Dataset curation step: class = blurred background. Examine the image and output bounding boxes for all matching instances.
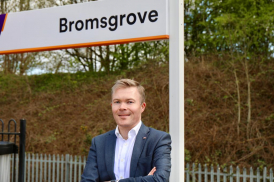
[1,0,274,169]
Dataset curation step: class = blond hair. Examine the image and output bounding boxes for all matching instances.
[111,79,146,103]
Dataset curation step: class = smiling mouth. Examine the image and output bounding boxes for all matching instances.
[118,114,130,116]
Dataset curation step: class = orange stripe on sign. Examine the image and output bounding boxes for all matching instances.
[2,13,8,32]
[0,35,169,55]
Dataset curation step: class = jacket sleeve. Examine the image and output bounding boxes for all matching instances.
[81,137,100,182]
[120,133,172,182]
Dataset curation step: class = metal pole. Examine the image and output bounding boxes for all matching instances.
[18,119,26,182]
[169,0,184,181]
[0,119,3,141]
[8,119,17,182]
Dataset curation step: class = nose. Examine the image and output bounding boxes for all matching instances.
[119,102,127,110]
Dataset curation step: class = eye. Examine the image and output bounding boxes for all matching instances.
[113,101,120,104]
[128,101,134,104]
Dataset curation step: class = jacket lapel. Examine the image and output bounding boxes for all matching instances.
[105,130,116,180]
[130,124,150,177]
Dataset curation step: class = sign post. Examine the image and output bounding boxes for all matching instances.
[169,0,184,181]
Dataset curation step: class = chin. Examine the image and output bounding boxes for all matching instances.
[117,122,130,126]
[117,123,132,128]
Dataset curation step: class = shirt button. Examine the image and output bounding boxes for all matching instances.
[121,159,124,162]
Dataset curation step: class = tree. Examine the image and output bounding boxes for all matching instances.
[185,0,274,139]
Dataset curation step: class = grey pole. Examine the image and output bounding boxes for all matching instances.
[169,0,184,181]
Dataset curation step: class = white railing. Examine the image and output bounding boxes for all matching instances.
[10,153,86,182]
[185,163,274,182]
[10,156,274,182]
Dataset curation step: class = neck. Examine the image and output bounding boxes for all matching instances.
[118,126,130,140]
[118,127,130,140]
[118,121,141,140]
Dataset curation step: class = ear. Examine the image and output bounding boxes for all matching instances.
[141,102,146,112]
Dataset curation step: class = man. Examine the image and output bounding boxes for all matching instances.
[81,79,171,182]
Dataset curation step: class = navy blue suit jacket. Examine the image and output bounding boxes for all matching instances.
[81,123,171,182]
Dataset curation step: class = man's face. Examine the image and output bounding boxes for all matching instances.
[111,87,146,130]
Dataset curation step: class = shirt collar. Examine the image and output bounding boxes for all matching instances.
[115,121,142,139]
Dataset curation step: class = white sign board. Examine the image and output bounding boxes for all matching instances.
[0,0,168,54]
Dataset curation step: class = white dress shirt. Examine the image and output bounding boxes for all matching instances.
[114,121,142,180]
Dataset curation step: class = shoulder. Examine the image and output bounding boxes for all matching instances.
[142,124,171,142]
[143,125,172,150]
[149,127,169,136]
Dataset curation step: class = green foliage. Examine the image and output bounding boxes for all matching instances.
[184,0,274,58]
[80,125,93,155]
[46,131,59,144]
[256,159,269,172]
[265,113,274,121]
[204,150,223,165]
[0,73,29,102]
[84,133,92,145]
[186,98,194,106]
[185,149,192,162]
[38,103,67,116]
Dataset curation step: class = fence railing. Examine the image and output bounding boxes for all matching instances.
[10,153,86,182]
[9,156,274,182]
[185,163,274,182]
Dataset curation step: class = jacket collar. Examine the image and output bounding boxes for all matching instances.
[115,121,142,139]
[104,123,150,179]
[130,123,150,177]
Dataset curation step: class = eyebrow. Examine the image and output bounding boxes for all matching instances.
[112,98,135,101]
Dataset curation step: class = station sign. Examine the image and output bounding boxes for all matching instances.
[0,0,168,54]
